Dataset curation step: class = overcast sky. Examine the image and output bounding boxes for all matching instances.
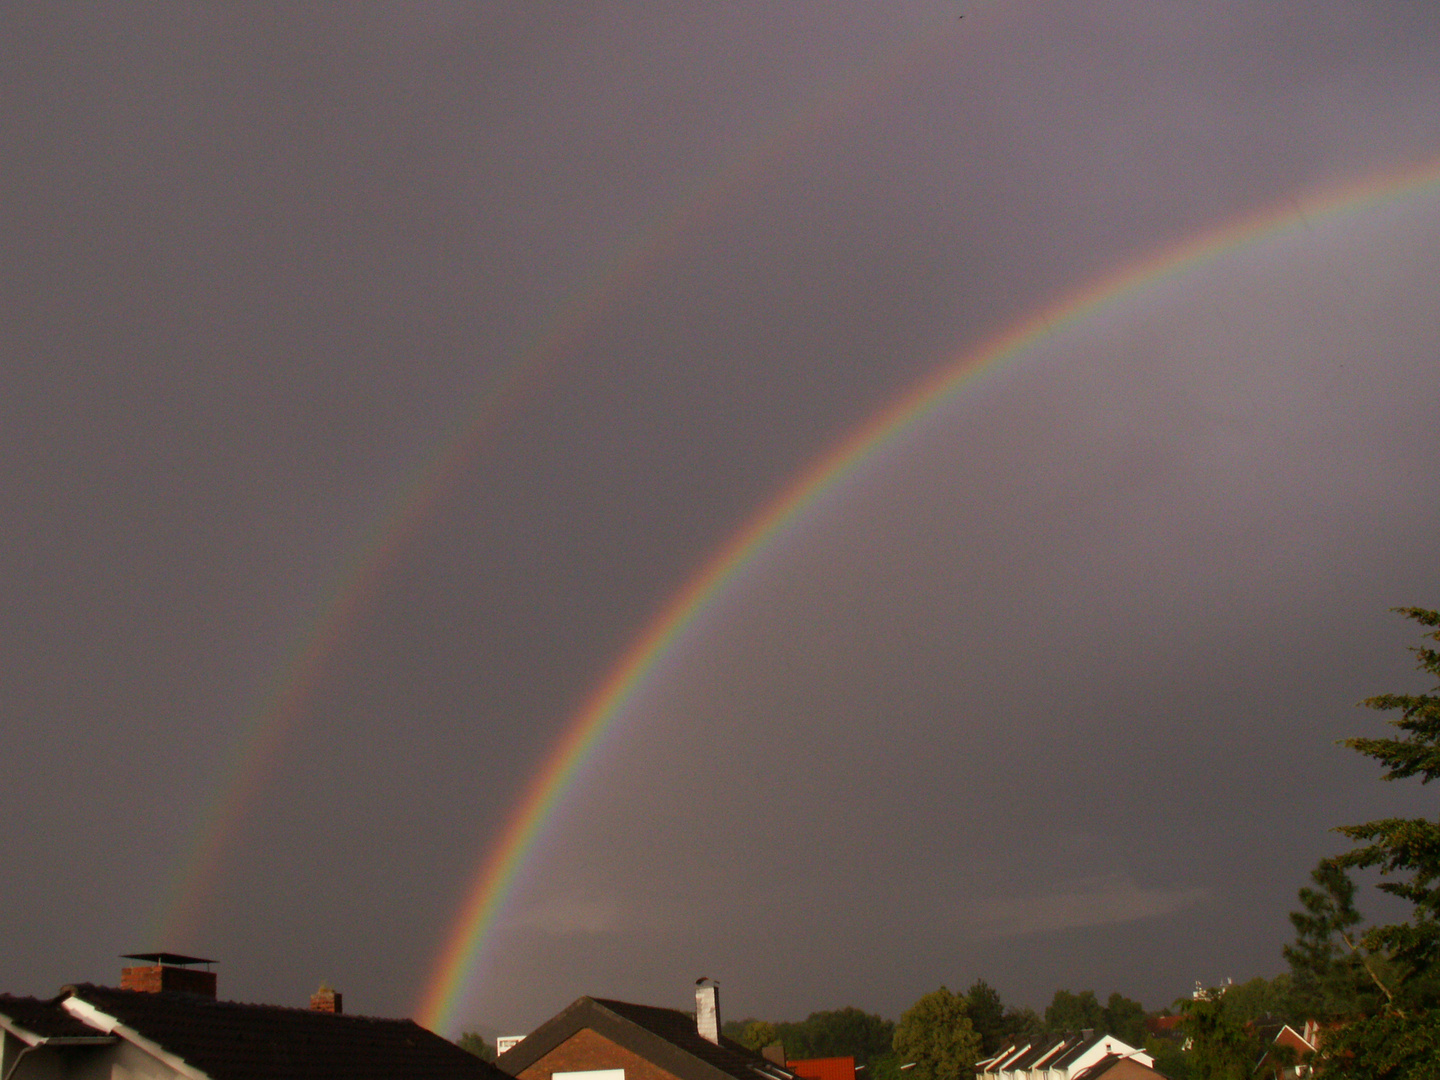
[5,0,1440,1041]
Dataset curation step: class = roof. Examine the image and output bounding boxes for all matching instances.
[61,984,502,1080]
[0,994,115,1044]
[985,1032,1081,1072]
[978,1031,1140,1075]
[498,997,797,1080]
[786,1057,855,1080]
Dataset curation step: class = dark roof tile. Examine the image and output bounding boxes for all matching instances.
[499,997,795,1080]
[67,984,503,1080]
[0,995,107,1041]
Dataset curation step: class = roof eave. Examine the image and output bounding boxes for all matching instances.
[61,994,212,1080]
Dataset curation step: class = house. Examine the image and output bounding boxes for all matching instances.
[0,952,505,1080]
[1252,1023,1316,1080]
[498,980,799,1080]
[976,1031,1154,1080]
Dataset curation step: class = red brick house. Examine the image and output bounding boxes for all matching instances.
[499,983,798,1080]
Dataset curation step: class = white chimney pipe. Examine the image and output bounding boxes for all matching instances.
[696,979,720,1045]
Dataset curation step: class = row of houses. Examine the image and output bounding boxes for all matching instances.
[0,955,1313,1080]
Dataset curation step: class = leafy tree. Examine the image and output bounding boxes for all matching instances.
[1178,989,1264,1080]
[457,1032,496,1061]
[1044,989,1104,1032]
[1216,974,1298,1027]
[727,1008,894,1065]
[963,980,1008,1057]
[997,1005,1042,1045]
[1145,1035,1195,1080]
[790,1007,895,1063]
[859,1053,904,1080]
[892,987,980,1080]
[1101,992,1147,1046]
[1315,606,1440,1077]
[731,1020,780,1053]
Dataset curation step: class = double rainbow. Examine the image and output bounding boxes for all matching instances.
[413,153,1440,1034]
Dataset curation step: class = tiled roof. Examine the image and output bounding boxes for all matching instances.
[1049,1031,1105,1070]
[978,1031,1131,1075]
[596,999,793,1080]
[0,994,111,1042]
[1070,1054,1134,1080]
[499,997,795,1080]
[785,1056,855,1080]
[65,984,503,1080]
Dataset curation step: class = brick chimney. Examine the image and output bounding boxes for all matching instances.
[310,985,343,1014]
[119,953,217,998]
[695,978,720,1045]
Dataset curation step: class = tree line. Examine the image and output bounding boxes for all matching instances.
[732,608,1440,1079]
[725,982,1149,1080]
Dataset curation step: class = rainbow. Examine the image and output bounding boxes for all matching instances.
[148,19,965,955]
[413,152,1440,1034]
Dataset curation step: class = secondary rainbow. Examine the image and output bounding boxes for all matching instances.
[414,152,1440,1034]
[148,21,965,954]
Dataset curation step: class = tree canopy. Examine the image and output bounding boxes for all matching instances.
[726,1007,894,1065]
[962,981,1007,1057]
[1178,989,1266,1080]
[1284,859,1385,1021]
[1044,989,1104,1032]
[457,1032,496,1062]
[891,987,979,1080]
[1314,606,1440,1076]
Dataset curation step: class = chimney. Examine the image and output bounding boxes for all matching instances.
[119,953,217,999]
[695,978,720,1045]
[310,985,343,1013]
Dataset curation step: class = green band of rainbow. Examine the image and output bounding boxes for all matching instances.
[414,152,1440,1034]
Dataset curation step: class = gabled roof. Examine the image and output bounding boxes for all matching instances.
[978,1031,1143,1076]
[498,997,796,1080]
[58,984,501,1080]
[1048,1031,1106,1070]
[990,1032,1081,1071]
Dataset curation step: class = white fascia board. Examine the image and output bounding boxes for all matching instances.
[0,1016,45,1048]
[1031,1042,1065,1069]
[996,1043,1030,1069]
[61,996,212,1080]
[1275,1025,1315,1053]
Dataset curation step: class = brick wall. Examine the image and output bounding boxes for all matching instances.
[119,965,217,998]
[518,1028,682,1080]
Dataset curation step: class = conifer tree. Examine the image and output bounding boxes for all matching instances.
[1319,607,1440,1077]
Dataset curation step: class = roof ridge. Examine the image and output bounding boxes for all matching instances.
[72,984,419,1023]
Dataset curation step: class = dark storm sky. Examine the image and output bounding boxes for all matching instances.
[5,1,1440,1038]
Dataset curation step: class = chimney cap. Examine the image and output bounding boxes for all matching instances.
[121,952,216,967]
